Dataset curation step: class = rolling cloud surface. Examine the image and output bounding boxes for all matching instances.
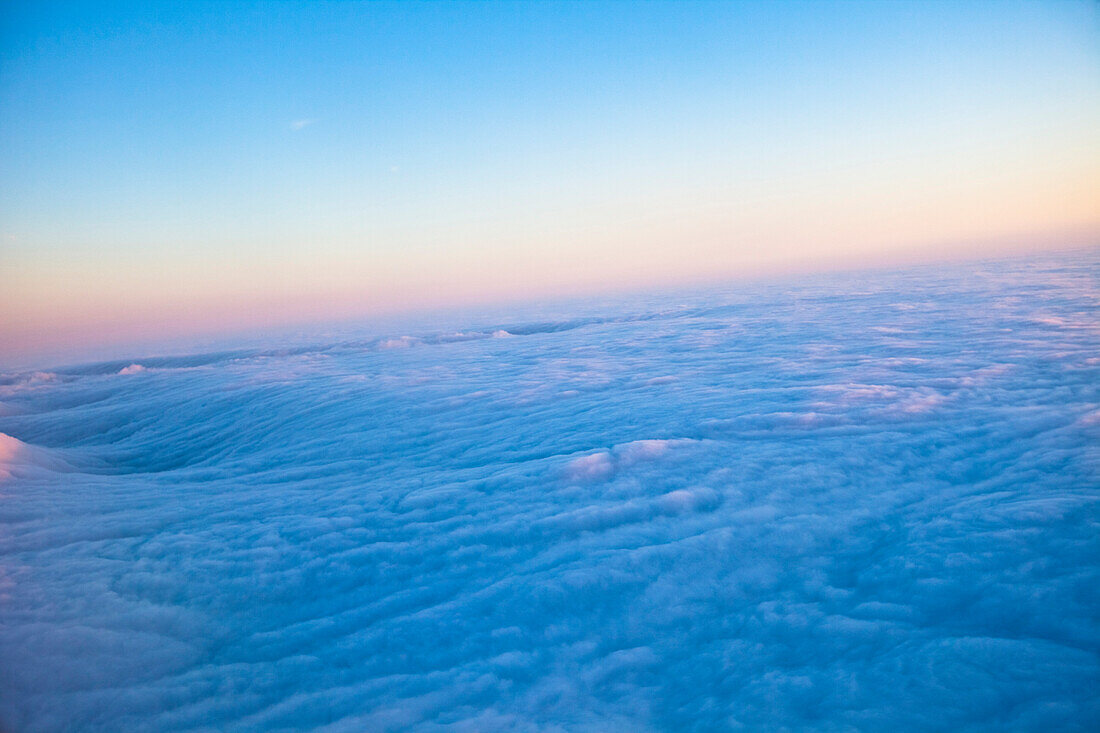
[1,252,1098,731]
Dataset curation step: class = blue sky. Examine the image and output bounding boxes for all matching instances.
[1,1,1098,361]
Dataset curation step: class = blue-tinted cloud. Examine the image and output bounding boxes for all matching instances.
[1,250,1098,731]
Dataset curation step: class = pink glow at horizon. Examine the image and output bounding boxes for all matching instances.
[2,1,1098,366]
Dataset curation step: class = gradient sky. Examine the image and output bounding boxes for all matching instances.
[1,0,1098,365]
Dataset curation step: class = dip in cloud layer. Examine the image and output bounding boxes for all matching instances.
[1,250,1098,731]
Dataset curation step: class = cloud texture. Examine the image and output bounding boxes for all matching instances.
[1,251,1098,731]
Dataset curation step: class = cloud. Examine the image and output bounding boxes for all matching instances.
[0,432,22,480]
[564,450,614,482]
[0,431,73,480]
[0,250,1098,731]
[289,118,318,131]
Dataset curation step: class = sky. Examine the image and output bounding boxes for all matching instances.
[1,0,1098,365]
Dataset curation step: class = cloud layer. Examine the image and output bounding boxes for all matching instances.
[1,251,1098,731]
